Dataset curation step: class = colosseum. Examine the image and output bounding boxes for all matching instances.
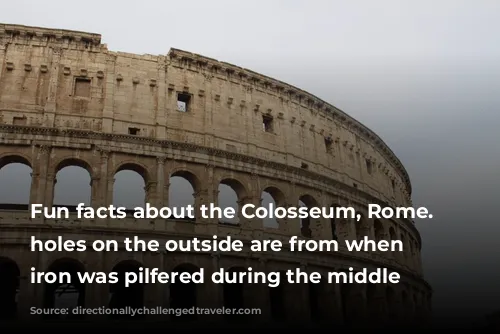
[0,23,432,328]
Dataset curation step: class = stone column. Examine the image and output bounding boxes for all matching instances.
[156,157,166,207]
[17,250,44,320]
[245,258,271,321]
[106,173,115,209]
[90,176,100,208]
[84,252,108,321]
[197,253,223,321]
[43,47,61,127]
[0,36,5,84]
[144,181,157,206]
[29,172,40,205]
[97,148,110,208]
[44,172,56,207]
[155,61,167,139]
[101,54,116,132]
[238,195,258,230]
[34,145,51,208]
[201,164,218,234]
[142,252,165,319]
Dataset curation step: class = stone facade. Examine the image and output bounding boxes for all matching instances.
[0,23,431,327]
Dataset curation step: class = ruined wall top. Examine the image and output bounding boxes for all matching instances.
[0,23,104,49]
[0,23,412,196]
[167,47,412,195]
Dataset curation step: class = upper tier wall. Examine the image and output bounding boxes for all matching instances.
[0,23,412,207]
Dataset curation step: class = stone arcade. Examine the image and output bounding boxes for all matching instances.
[0,23,431,327]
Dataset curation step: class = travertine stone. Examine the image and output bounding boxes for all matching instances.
[0,23,431,326]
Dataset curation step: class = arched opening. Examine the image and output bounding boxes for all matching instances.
[389,227,398,259]
[261,186,285,229]
[170,263,198,321]
[400,234,407,261]
[53,159,92,208]
[373,219,384,242]
[43,258,86,319]
[218,178,246,225]
[0,156,32,209]
[169,170,199,221]
[298,195,317,238]
[0,257,20,319]
[269,271,286,321]
[223,266,247,323]
[109,260,144,319]
[113,163,148,210]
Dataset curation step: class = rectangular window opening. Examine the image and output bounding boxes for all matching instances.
[74,77,91,98]
[128,127,140,135]
[325,136,333,153]
[177,92,191,112]
[366,159,373,174]
[262,115,274,133]
[13,117,27,125]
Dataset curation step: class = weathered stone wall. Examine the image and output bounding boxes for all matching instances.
[0,23,431,327]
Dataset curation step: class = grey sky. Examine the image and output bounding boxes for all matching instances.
[1,0,499,322]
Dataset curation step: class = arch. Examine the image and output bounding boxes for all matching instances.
[170,263,199,321]
[0,257,20,319]
[223,266,247,323]
[109,260,144,319]
[113,163,148,209]
[114,161,150,183]
[54,157,93,176]
[170,169,201,193]
[0,154,33,207]
[43,258,86,319]
[298,194,317,238]
[219,177,248,199]
[262,186,285,206]
[0,154,32,169]
[261,186,285,229]
[169,170,199,221]
[53,162,92,207]
[218,178,247,225]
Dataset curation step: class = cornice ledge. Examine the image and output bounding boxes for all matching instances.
[0,124,418,239]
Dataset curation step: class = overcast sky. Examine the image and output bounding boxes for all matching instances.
[1,0,499,323]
